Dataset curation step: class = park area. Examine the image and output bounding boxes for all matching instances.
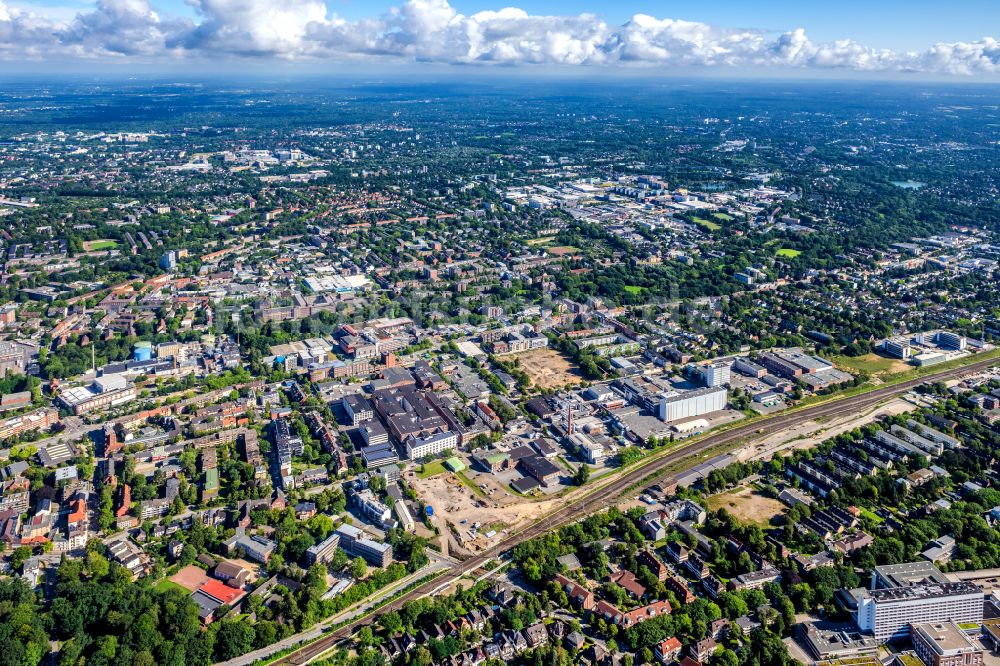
[692,217,721,231]
[831,353,911,379]
[707,487,786,527]
[416,460,447,478]
[507,347,584,389]
[83,239,118,251]
[546,245,580,256]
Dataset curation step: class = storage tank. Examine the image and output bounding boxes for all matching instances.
[134,342,153,362]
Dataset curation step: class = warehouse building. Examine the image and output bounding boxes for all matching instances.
[659,387,727,423]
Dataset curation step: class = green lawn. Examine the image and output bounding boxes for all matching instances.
[455,471,489,499]
[417,461,446,478]
[776,248,801,258]
[712,212,734,222]
[88,240,119,251]
[526,236,555,247]
[624,285,642,295]
[830,353,905,376]
[858,508,883,525]
[692,217,721,231]
[153,579,188,595]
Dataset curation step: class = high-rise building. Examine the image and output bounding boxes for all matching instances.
[702,363,731,387]
[855,564,982,642]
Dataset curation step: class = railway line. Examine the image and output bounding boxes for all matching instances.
[272,356,998,665]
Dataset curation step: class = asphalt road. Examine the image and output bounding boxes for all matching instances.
[267,356,998,666]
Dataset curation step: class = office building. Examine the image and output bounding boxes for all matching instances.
[360,441,398,468]
[872,561,950,589]
[336,524,392,567]
[701,363,731,388]
[305,533,341,565]
[882,338,912,360]
[405,429,457,460]
[911,622,983,666]
[343,394,374,426]
[856,579,982,642]
[935,331,967,351]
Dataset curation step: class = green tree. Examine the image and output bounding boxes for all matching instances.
[350,557,368,580]
[215,620,256,661]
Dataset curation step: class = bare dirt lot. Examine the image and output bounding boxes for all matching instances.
[707,487,786,527]
[739,395,914,462]
[170,564,209,591]
[504,347,584,390]
[407,465,562,556]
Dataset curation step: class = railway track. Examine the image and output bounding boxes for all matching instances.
[272,356,997,665]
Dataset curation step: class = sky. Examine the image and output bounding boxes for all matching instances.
[1,0,999,78]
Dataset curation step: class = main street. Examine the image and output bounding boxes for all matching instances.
[263,356,998,665]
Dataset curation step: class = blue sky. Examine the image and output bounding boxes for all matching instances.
[317,0,995,51]
[17,0,998,50]
[3,0,999,77]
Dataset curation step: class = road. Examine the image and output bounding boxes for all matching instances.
[264,356,998,666]
[215,553,454,666]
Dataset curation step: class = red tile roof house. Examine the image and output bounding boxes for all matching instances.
[554,573,595,610]
[655,637,683,664]
[639,549,670,581]
[594,599,673,628]
[622,600,672,628]
[667,575,697,604]
[594,599,625,625]
[611,569,648,598]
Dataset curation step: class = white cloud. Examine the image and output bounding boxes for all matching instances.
[180,0,328,56]
[0,0,997,77]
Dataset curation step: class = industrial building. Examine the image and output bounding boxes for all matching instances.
[882,337,912,360]
[57,375,137,415]
[659,387,727,422]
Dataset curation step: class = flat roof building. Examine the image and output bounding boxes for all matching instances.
[305,532,342,565]
[856,580,982,642]
[910,622,983,666]
[873,562,951,589]
[336,524,392,567]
